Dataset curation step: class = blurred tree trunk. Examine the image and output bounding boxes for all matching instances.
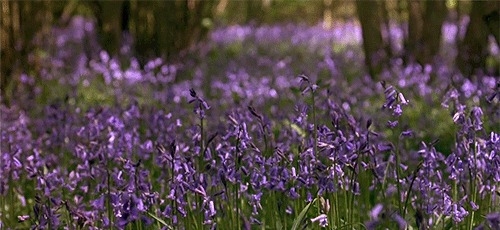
[457,1,499,76]
[356,1,386,78]
[155,1,175,59]
[246,0,263,24]
[93,0,214,62]
[381,1,393,58]
[397,0,407,58]
[406,1,447,65]
[407,1,423,63]
[484,10,499,46]
[1,0,54,104]
[418,1,447,64]
[132,1,155,59]
[132,0,214,63]
[1,1,18,102]
[96,1,124,56]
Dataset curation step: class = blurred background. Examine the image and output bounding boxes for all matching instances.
[1,0,499,102]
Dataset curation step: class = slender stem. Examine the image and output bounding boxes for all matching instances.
[327,191,336,228]
[171,160,176,228]
[234,185,239,229]
[186,195,199,229]
[394,132,403,215]
[468,141,478,230]
[0,191,4,226]
[47,195,53,230]
[312,90,317,157]
[200,116,205,165]
[343,188,348,224]
[349,160,358,225]
[403,162,421,219]
[106,165,113,228]
[452,180,458,229]
[234,129,241,229]
[395,150,402,214]
[333,160,339,228]
[199,116,205,229]
[7,175,14,227]
[263,125,269,156]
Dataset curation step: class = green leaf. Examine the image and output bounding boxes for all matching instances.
[147,211,174,230]
[284,120,306,138]
[291,198,317,230]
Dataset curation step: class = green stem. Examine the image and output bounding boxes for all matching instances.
[200,117,205,169]
[186,195,199,229]
[468,141,478,230]
[171,166,176,228]
[263,127,269,157]
[344,186,351,224]
[199,117,205,229]
[47,196,53,230]
[403,162,421,219]
[311,90,317,157]
[333,160,339,228]
[234,183,239,229]
[106,166,114,228]
[395,137,403,215]
[327,162,334,226]
[234,131,241,229]
[349,162,357,225]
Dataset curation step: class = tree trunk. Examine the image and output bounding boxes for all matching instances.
[407,1,423,63]
[0,1,16,102]
[417,1,447,64]
[405,1,447,66]
[96,1,124,56]
[133,0,214,62]
[457,1,499,76]
[1,1,53,104]
[245,0,262,24]
[484,9,499,46]
[356,1,386,78]
[381,1,394,58]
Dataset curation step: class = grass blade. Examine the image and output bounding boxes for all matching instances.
[147,211,174,230]
[291,198,317,230]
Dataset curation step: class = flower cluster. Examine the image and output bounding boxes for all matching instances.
[1,18,499,230]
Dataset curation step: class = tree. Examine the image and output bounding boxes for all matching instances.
[420,1,447,64]
[457,1,499,76]
[95,1,125,56]
[406,1,447,65]
[1,1,18,101]
[130,0,215,62]
[484,10,499,46]
[406,1,423,63]
[1,1,56,104]
[90,0,215,61]
[356,1,387,78]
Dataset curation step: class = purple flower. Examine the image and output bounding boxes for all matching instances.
[377,143,393,152]
[387,120,398,128]
[400,130,413,138]
[470,107,483,131]
[392,213,407,229]
[311,214,328,227]
[486,212,500,228]
[393,104,403,117]
[189,88,210,118]
[370,204,383,219]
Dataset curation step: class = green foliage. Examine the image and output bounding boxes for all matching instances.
[75,76,116,110]
[402,98,457,155]
[291,198,317,230]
